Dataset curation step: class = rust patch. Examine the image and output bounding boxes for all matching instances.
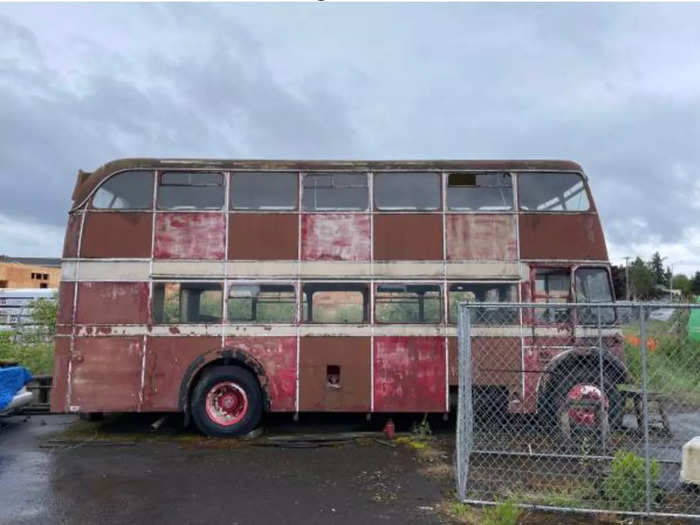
[229,213,298,260]
[224,337,296,411]
[143,336,221,411]
[299,336,371,411]
[56,281,75,325]
[76,282,149,324]
[50,338,71,413]
[62,213,81,258]
[446,214,517,260]
[154,212,225,260]
[169,326,180,334]
[373,214,442,260]
[82,212,152,258]
[519,213,608,260]
[301,214,370,261]
[70,337,143,411]
[373,336,446,412]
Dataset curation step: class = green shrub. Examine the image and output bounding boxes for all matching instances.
[482,498,521,525]
[602,451,659,511]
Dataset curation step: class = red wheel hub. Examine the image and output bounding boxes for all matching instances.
[205,381,248,426]
[566,384,608,426]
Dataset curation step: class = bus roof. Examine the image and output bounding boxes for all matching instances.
[71,157,584,208]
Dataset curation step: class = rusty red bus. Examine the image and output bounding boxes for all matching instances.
[51,159,623,436]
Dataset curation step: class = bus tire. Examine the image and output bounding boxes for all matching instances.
[78,412,103,421]
[191,365,263,438]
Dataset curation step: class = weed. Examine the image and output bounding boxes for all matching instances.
[482,497,521,525]
[411,413,432,439]
[602,451,659,511]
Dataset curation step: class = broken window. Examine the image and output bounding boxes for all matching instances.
[228,284,296,323]
[375,284,442,323]
[533,269,571,323]
[231,172,297,210]
[302,173,368,211]
[374,172,440,210]
[92,171,154,210]
[152,282,223,323]
[449,283,518,324]
[518,172,590,212]
[157,172,225,210]
[447,172,513,211]
[302,283,368,323]
[575,268,614,324]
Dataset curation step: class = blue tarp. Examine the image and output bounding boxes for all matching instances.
[0,366,33,411]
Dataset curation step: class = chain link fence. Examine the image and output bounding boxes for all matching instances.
[456,302,700,519]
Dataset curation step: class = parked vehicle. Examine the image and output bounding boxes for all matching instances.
[51,158,622,436]
[0,364,33,416]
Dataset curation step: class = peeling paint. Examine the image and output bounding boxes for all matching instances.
[301,214,370,261]
[154,212,225,260]
[446,214,517,260]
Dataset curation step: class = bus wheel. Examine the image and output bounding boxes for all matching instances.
[554,368,623,433]
[191,365,263,438]
[78,412,103,421]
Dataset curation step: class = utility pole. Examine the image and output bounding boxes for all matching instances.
[624,256,631,301]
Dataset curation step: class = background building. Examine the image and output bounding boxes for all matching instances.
[0,256,61,289]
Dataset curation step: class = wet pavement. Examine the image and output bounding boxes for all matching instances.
[0,414,448,525]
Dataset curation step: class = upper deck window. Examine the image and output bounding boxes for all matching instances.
[518,172,590,212]
[228,284,296,323]
[157,172,225,210]
[302,173,368,211]
[447,173,513,211]
[374,172,440,211]
[375,284,442,323]
[92,171,153,210]
[231,172,297,210]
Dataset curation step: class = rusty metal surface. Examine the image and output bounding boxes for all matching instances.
[144,336,221,411]
[446,214,517,260]
[50,338,70,412]
[373,336,446,412]
[299,336,371,411]
[373,214,443,261]
[154,212,226,260]
[76,282,149,325]
[82,212,152,258]
[70,336,143,411]
[228,213,298,260]
[62,213,81,258]
[56,281,75,326]
[71,158,584,208]
[223,336,296,411]
[519,213,608,260]
[301,214,370,261]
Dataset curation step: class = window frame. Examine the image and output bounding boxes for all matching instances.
[373,171,442,212]
[447,281,519,325]
[301,172,369,212]
[302,282,370,324]
[90,170,155,211]
[226,282,298,324]
[229,171,299,212]
[156,171,226,211]
[374,282,443,324]
[573,266,616,325]
[517,171,592,213]
[152,281,224,324]
[445,171,515,212]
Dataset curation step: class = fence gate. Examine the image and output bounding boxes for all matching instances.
[456,301,700,519]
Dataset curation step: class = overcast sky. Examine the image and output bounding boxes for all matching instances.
[1,3,699,275]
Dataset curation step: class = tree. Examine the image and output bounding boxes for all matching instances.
[629,257,657,299]
[691,271,700,296]
[650,252,667,286]
[610,265,627,300]
[671,274,691,296]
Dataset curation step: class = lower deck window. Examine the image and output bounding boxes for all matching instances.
[375,284,442,323]
[153,282,222,323]
[228,284,296,323]
[534,269,571,323]
[303,283,368,323]
[449,283,518,324]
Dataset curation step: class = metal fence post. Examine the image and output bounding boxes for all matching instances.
[639,305,652,514]
[456,302,473,501]
[596,305,607,453]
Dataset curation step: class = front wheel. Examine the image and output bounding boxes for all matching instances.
[191,366,263,437]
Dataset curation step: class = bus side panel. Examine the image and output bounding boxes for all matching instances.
[70,336,143,412]
[373,336,446,412]
[299,336,371,411]
[82,212,152,258]
[228,213,298,260]
[76,282,149,325]
[519,214,608,260]
[445,214,517,260]
[373,214,442,260]
[56,281,75,326]
[301,214,370,261]
[154,212,226,260]
[224,336,297,411]
[62,212,81,258]
[143,336,222,411]
[50,337,71,413]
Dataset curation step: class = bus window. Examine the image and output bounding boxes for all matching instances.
[228,284,296,323]
[157,172,225,210]
[92,171,153,209]
[374,172,440,211]
[575,268,614,324]
[231,172,297,210]
[375,284,442,323]
[302,283,368,323]
[448,283,518,324]
[518,172,590,212]
[302,173,368,211]
[153,282,223,323]
[533,269,571,323]
[447,173,513,211]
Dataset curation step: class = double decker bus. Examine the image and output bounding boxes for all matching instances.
[51,159,623,436]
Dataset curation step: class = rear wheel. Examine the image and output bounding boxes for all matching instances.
[191,366,263,437]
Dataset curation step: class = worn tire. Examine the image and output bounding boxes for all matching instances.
[78,412,103,421]
[191,365,263,438]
